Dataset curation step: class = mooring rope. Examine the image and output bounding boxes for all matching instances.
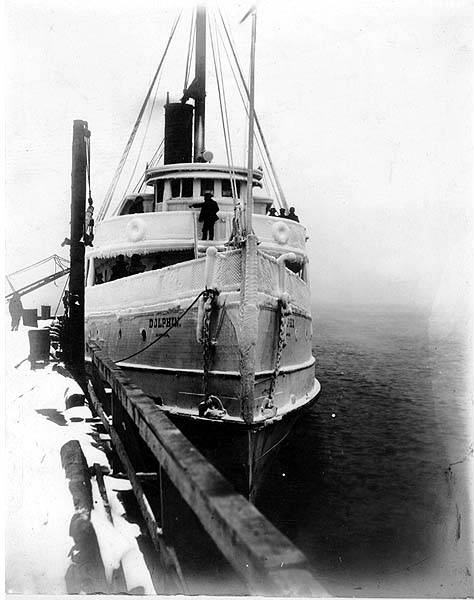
[114,290,205,363]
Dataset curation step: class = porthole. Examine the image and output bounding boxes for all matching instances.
[118,329,122,339]
[141,329,147,342]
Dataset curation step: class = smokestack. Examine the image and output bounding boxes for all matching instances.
[163,102,194,164]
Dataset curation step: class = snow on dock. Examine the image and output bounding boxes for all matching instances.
[5,323,155,594]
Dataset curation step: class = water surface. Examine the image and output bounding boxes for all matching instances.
[257,304,473,597]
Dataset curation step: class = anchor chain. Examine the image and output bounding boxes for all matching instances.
[266,296,292,408]
[200,289,219,400]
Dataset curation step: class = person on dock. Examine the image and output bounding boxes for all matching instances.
[111,255,129,280]
[9,292,23,331]
[286,207,300,222]
[279,207,287,219]
[267,207,277,217]
[189,192,220,240]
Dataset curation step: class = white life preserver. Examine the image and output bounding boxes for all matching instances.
[126,217,146,242]
[272,220,290,245]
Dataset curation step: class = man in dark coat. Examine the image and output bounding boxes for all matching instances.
[287,206,300,222]
[190,192,220,240]
[9,292,23,331]
[111,255,129,280]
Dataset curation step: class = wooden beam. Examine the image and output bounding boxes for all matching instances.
[87,381,188,595]
[87,342,327,597]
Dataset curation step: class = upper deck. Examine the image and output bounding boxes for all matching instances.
[88,162,308,275]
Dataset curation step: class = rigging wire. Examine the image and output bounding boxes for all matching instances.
[183,8,196,91]
[209,16,239,221]
[212,15,239,205]
[148,138,164,167]
[218,8,288,210]
[121,67,164,203]
[216,21,279,204]
[97,13,182,221]
[218,9,279,204]
[7,255,69,277]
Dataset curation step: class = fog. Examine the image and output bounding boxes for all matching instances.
[5,0,473,319]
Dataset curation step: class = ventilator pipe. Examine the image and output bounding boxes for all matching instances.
[276,252,296,298]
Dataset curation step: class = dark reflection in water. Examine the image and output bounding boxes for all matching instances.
[257,305,473,597]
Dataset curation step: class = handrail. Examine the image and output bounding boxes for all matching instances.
[86,340,328,597]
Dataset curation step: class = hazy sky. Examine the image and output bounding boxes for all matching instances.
[5,0,473,316]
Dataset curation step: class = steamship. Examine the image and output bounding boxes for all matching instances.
[85,6,320,499]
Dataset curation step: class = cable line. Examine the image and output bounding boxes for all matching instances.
[218,8,288,209]
[98,13,182,221]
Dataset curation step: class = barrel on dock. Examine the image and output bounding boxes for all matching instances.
[41,305,51,320]
[28,328,50,368]
[22,309,38,327]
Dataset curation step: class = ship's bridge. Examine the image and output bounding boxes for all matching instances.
[115,163,267,216]
[87,162,308,286]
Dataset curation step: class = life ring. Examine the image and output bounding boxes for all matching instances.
[126,217,146,242]
[272,220,290,244]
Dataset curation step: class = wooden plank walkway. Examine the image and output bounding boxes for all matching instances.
[87,341,328,597]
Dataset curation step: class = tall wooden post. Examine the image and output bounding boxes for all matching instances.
[67,119,89,376]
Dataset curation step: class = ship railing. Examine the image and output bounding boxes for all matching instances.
[86,248,243,313]
[257,251,311,313]
[86,340,328,597]
[88,211,307,261]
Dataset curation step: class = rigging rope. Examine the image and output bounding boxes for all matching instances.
[213,15,239,205]
[121,66,164,203]
[97,13,182,221]
[218,9,288,210]
[216,19,280,204]
[209,17,240,231]
[114,290,205,363]
[184,8,195,91]
[8,255,68,277]
[149,138,164,168]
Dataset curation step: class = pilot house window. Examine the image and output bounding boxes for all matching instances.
[155,180,164,203]
[200,179,214,196]
[169,178,194,198]
[222,179,241,198]
[182,179,193,197]
[171,179,180,197]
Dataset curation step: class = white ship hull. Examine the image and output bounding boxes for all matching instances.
[86,234,320,496]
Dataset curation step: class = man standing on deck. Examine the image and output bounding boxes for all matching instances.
[189,192,220,240]
[9,292,23,331]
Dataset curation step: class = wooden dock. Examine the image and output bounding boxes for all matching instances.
[86,340,327,596]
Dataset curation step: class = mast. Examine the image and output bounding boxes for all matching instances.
[194,6,206,161]
[240,8,259,425]
[182,5,206,161]
[244,9,257,234]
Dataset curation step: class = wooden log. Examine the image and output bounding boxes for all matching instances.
[87,343,328,597]
[60,440,107,594]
